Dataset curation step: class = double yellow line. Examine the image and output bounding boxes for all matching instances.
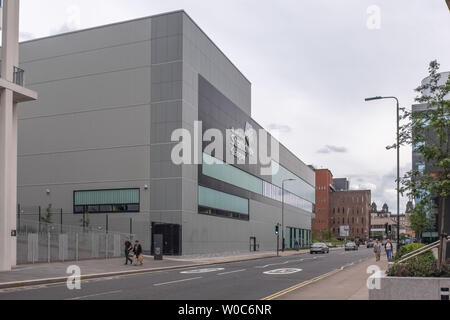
[261,269,342,300]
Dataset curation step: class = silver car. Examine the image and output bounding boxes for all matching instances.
[345,242,358,251]
[310,242,330,254]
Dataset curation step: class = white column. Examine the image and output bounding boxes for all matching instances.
[0,0,20,271]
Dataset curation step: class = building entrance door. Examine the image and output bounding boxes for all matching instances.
[151,222,182,256]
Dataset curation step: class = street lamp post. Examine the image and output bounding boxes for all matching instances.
[282,178,296,252]
[365,96,401,252]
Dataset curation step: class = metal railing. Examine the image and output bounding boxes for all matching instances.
[0,61,26,86]
[17,219,135,265]
[13,66,24,86]
[391,240,441,266]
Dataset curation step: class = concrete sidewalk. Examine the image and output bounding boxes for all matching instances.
[0,248,336,289]
[276,253,389,300]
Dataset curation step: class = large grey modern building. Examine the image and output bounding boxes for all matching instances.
[17,10,315,255]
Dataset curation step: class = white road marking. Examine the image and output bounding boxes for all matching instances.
[255,259,306,269]
[217,269,246,276]
[263,268,303,275]
[153,277,202,286]
[66,290,122,300]
[180,268,225,274]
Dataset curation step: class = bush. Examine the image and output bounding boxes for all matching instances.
[387,243,450,277]
[392,243,426,262]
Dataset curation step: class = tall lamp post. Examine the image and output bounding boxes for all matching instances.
[282,178,296,252]
[365,96,401,252]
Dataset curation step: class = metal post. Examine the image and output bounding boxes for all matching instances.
[130,218,132,236]
[75,233,79,261]
[38,205,41,233]
[396,98,400,252]
[106,215,109,234]
[277,233,279,257]
[17,204,20,232]
[47,231,50,263]
[105,233,108,259]
[282,182,285,252]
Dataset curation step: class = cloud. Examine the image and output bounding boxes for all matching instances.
[317,145,348,154]
[49,5,82,36]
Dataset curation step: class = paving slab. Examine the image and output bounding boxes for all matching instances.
[276,253,389,300]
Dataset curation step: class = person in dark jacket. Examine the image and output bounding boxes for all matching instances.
[133,240,143,266]
[124,238,133,265]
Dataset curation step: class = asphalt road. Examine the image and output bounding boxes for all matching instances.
[0,247,374,300]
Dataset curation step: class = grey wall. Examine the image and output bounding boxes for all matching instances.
[17,18,153,248]
[17,10,313,255]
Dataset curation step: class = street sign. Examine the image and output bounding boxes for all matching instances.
[340,225,349,237]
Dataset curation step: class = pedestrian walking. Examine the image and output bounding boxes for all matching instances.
[385,238,393,261]
[374,238,382,262]
[133,240,143,266]
[124,237,133,265]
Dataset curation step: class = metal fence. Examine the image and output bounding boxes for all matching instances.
[17,219,135,265]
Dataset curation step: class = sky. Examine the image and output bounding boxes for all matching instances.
[17,0,450,212]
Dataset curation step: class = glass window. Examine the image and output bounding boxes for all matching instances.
[202,153,262,194]
[203,153,313,212]
[73,189,140,214]
[198,186,249,215]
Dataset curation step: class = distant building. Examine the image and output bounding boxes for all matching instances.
[333,178,349,191]
[369,202,414,239]
[311,169,334,235]
[330,190,371,240]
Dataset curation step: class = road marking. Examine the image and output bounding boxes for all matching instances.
[217,269,246,276]
[153,277,202,286]
[340,262,354,270]
[254,258,307,269]
[263,268,302,275]
[180,268,225,274]
[66,290,122,300]
[261,269,342,300]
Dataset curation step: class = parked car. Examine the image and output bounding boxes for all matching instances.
[345,242,358,251]
[366,241,374,248]
[310,242,330,254]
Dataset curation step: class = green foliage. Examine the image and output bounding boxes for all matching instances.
[388,243,450,277]
[408,202,432,242]
[395,60,449,208]
[392,243,427,261]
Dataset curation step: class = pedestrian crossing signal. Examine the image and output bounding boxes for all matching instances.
[275,225,279,236]
[388,225,392,234]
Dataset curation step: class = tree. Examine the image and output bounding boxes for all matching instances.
[393,60,450,269]
[408,201,432,243]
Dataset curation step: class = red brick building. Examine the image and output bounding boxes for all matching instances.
[312,169,334,235]
[329,190,371,240]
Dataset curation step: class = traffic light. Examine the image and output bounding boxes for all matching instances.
[275,225,279,236]
[385,223,388,234]
[388,225,392,234]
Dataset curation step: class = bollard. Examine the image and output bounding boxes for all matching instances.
[441,288,449,301]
